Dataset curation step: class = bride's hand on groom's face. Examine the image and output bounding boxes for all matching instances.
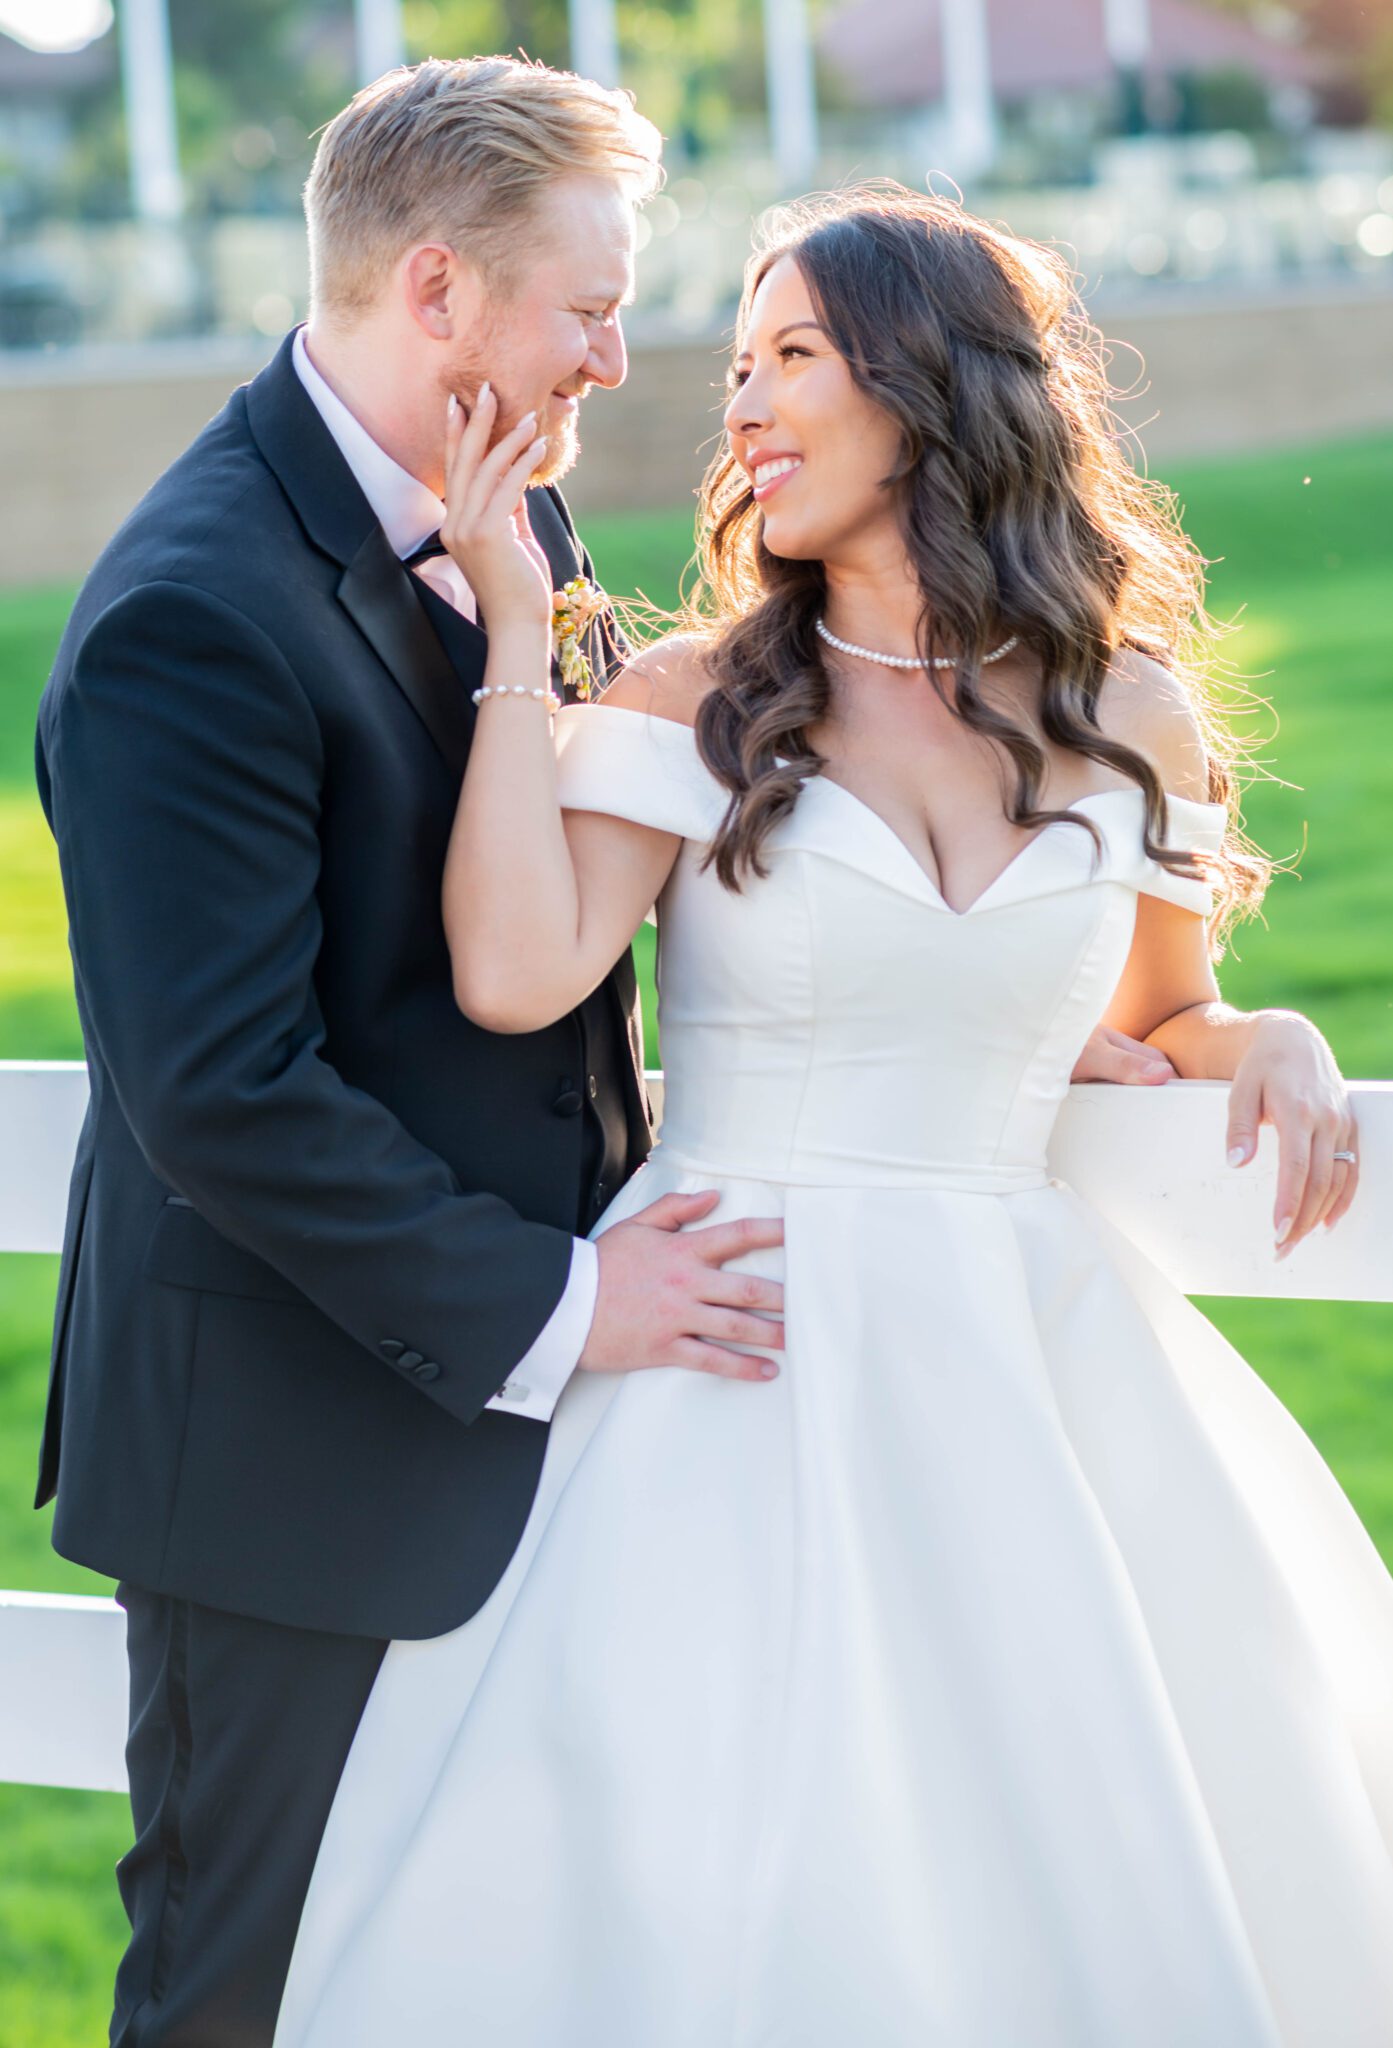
[582,1189,786,1384]
[439,383,554,631]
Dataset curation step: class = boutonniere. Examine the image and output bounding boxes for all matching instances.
[551,576,609,702]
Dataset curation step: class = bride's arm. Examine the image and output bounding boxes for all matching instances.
[443,645,683,1034]
[1094,652,1357,1256]
[436,388,683,1034]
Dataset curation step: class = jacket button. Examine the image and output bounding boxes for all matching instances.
[413,1361,441,1383]
[397,1349,425,1371]
[379,1339,405,1360]
[552,1082,583,1116]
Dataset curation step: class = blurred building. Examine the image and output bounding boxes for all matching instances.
[0,27,112,154]
[0,30,115,344]
[821,0,1324,113]
[0,0,1388,576]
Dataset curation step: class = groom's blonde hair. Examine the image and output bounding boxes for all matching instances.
[305,55,663,318]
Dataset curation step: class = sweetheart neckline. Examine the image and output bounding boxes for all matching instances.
[808,777,1147,918]
[561,712,1220,921]
[565,701,1221,920]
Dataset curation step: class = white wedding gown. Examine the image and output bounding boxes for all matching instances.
[275,703,1393,2048]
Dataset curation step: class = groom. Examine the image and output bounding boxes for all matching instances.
[34,56,797,2047]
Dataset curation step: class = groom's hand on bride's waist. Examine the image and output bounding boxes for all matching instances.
[580,1191,784,1383]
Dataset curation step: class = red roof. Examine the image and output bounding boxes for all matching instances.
[819,0,1321,108]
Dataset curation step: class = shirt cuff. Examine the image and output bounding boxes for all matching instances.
[485,1236,598,1423]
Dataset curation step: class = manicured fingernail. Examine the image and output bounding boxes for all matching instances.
[479,379,491,401]
[1227,1145,1249,1167]
[447,392,457,418]
[759,1361,779,1379]
[1275,1216,1293,1245]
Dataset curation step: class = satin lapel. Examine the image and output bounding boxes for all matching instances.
[529,490,649,1138]
[337,527,476,782]
[246,332,477,780]
[410,576,488,697]
[530,487,586,702]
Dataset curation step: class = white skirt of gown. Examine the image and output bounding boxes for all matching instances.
[274,1147,1393,2048]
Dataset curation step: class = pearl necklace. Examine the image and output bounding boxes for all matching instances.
[816,617,1019,672]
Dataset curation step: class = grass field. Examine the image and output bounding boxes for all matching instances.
[1,434,1390,2043]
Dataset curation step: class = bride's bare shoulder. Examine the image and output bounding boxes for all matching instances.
[1095,644,1211,801]
[598,634,718,729]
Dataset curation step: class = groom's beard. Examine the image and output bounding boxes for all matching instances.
[529,402,581,488]
[444,361,581,490]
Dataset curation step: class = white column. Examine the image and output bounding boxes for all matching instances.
[568,0,620,88]
[763,0,819,191]
[116,0,182,222]
[939,0,997,184]
[354,0,405,85]
[1103,0,1151,69]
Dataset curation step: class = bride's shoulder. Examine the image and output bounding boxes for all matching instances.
[557,633,728,842]
[598,634,718,730]
[1094,644,1210,801]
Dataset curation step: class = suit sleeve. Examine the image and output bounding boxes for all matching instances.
[45,579,574,1428]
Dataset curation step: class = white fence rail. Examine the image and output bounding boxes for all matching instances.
[3,1060,1390,1796]
[0,1589,127,1793]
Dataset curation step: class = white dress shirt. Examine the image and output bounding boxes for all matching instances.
[292,326,598,1423]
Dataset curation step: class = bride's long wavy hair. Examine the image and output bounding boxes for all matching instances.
[687,183,1267,942]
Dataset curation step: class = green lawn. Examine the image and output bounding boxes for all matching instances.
[0,437,1390,2044]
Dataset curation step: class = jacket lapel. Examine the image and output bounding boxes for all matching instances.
[245,333,650,1128]
[527,488,589,701]
[245,331,475,779]
[338,531,477,780]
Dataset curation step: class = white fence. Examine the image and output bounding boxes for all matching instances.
[2,1059,1390,1797]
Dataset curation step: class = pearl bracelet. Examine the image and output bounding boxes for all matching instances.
[471,684,561,710]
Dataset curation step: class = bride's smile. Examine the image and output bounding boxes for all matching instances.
[727,256,905,572]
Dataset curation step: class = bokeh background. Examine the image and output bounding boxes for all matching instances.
[0,4,1390,2041]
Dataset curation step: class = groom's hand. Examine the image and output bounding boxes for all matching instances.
[580,1190,784,1383]
[1071,1024,1176,1086]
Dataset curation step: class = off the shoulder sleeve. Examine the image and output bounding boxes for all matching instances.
[1134,793,1229,915]
[553,703,729,844]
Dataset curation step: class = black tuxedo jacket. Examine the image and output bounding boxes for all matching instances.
[34,330,651,1638]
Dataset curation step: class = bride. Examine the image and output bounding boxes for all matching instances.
[275,186,1393,2045]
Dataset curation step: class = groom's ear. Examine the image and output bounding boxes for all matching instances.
[401,242,485,341]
